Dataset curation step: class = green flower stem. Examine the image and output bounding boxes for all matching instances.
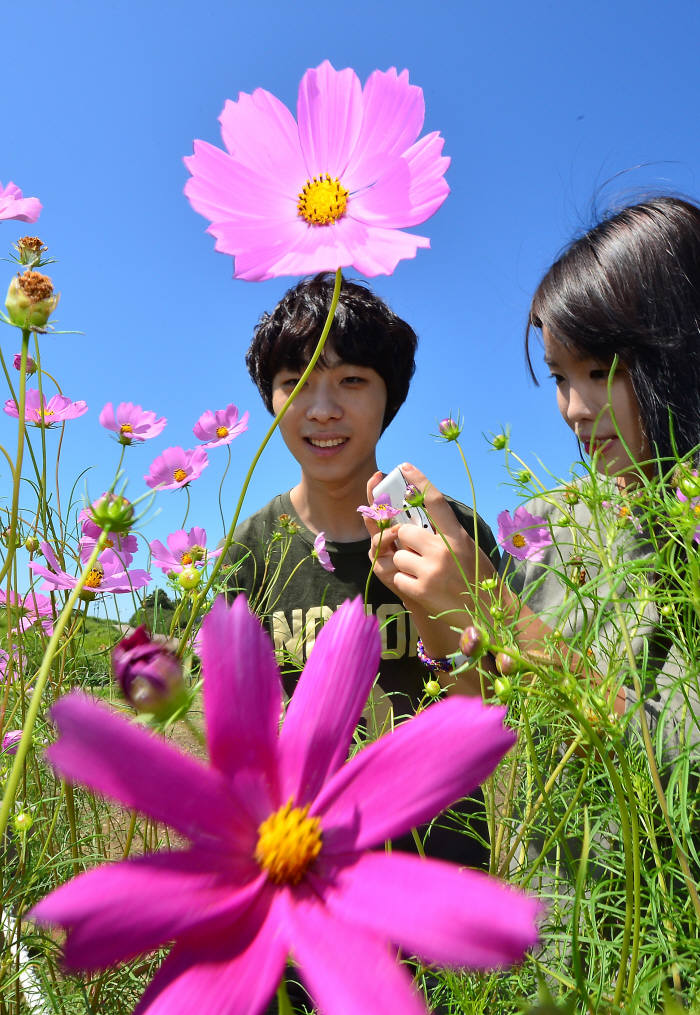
[276,979,293,1015]
[177,267,343,656]
[0,533,108,839]
[365,530,383,606]
[33,335,50,533]
[0,330,30,587]
[180,484,191,531]
[64,781,81,877]
[218,444,232,537]
[454,438,481,589]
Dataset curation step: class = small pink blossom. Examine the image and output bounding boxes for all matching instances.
[193,403,249,448]
[79,529,138,569]
[4,390,87,427]
[676,486,700,544]
[0,588,54,636]
[1,730,23,755]
[0,181,41,223]
[149,527,222,575]
[29,543,151,597]
[13,353,36,375]
[1,647,19,684]
[602,499,644,535]
[145,446,209,491]
[100,402,167,445]
[497,506,552,562]
[30,597,537,1012]
[357,500,401,530]
[312,531,334,572]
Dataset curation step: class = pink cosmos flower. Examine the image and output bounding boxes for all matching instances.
[79,530,138,568]
[1,730,23,755]
[13,353,37,374]
[357,499,401,530]
[4,389,87,427]
[100,402,167,445]
[29,543,150,597]
[145,446,209,491]
[149,527,222,575]
[0,588,54,636]
[184,60,450,280]
[0,181,41,223]
[312,531,334,573]
[29,597,538,1012]
[497,506,552,562]
[193,403,249,448]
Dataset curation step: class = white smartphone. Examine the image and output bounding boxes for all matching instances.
[372,467,432,529]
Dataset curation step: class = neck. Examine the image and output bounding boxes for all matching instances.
[290,470,375,542]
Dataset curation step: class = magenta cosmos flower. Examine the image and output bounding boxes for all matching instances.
[100,402,167,445]
[4,389,87,427]
[13,353,37,374]
[497,506,552,563]
[29,543,150,597]
[149,527,222,575]
[30,597,538,1013]
[312,531,334,573]
[357,499,401,530]
[676,484,700,544]
[184,60,450,280]
[0,181,41,223]
[78,494,138,565]
[0,588,54,636]
[193,403,249,448]
[145,446,209,491]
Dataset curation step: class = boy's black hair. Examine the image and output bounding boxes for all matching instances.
[527,196,700,462]
[246,273,417,431]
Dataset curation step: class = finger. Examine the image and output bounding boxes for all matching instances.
[399,463,469,538]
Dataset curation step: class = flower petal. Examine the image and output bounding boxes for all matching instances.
[285,890,427,1015]
[184,140,293,226]
[30,850,265,970]
[313,697,515,850]
[201,596,282,816]
[314,850,539,970]
[279,598,380,807]
[46,693,245,844]
[344,222,430,277]
[343,67,425,188]
[218,87,306,183]
[297,60,363,179]
[132,891,289,1015]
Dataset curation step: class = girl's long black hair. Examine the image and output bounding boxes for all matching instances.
[527,196,700,463]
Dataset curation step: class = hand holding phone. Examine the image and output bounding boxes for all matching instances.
[371,466,432,529]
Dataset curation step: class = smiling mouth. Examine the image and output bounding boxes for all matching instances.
[583,437,615,454]
[307,437,347,449]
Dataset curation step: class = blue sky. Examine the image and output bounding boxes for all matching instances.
[3,0,700,605]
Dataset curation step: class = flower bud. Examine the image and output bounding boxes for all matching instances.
[24,535,40,553]
[178,565,202,590]
[424,678,442,698]
[404,484,425,508]
[479,576,498,591]
[13,811,33,834]
[2,730,23,755]
[112,626,186,718]
[491,433,507,451]
[438,417,462,441]
[495,651,518,676]
[459,625,487,661]
[13,352,37,374]
[15,236,47,266]
[563,486,579,505]
[493,676,512,703]
[516,470,531,484]
[5,270,59,330]
[89,492,134,534]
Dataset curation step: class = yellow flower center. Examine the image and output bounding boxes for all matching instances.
[35,408,54,424]
[255,799,322,885]
[216,425,229,438]
[180,552,193,565]
[120,423,133,435]
[173,468,187,483]
[297,174,348,226]
[512,533,526,548]
[84,566,104,589]
[105,537,114,549]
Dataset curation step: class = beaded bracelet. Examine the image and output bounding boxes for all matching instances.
[416,637,471,673]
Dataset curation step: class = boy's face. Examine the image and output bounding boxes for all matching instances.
[271,348,387,488]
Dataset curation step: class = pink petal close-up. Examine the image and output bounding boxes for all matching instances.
[30,596,538,1014]
[0,180,42,223]
[184,60,450,280]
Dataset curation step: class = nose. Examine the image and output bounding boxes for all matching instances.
[306,378,342,422]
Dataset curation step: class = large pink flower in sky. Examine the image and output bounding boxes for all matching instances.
[184,60,450,280]
[145,446,209,491]
[149,526,222,575]
[29,543,150,597]
[4,389,87,427]
[30,597,538,1014]
[0,181,41,223]
[193,403,249,448]
[100,402,167,445]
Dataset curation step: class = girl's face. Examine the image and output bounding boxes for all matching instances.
[543,329,652,482]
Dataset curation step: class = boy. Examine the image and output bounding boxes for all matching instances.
[230,273,498,864]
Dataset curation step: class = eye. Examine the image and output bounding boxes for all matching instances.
[589,368,608,381]
[548,372,565,385]
[341,375,367,386]
[279,376,301,390]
